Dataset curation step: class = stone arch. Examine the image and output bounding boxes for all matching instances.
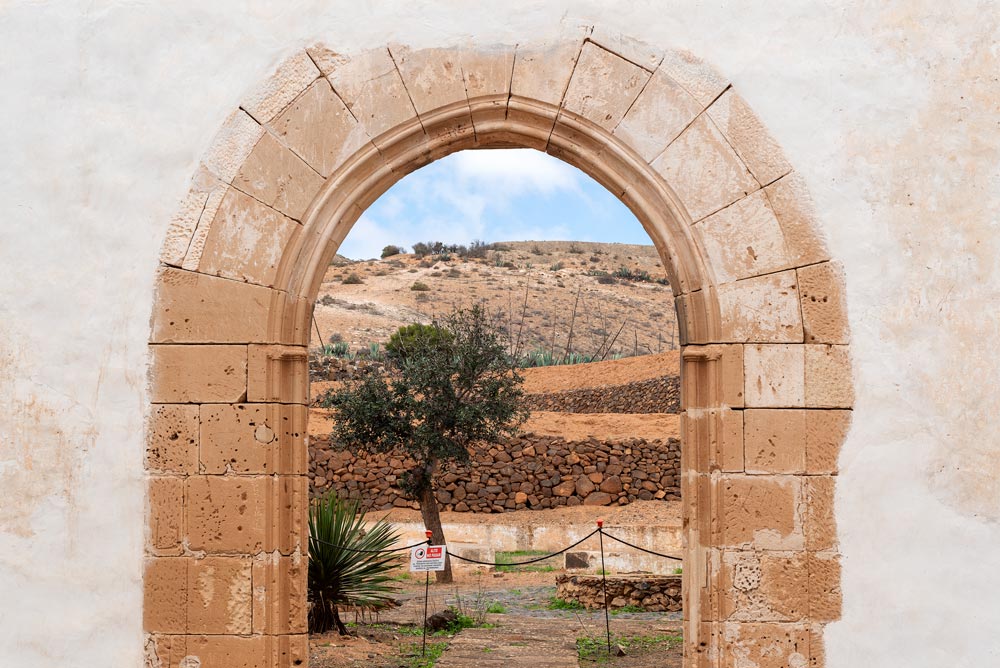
[145,28,851,668]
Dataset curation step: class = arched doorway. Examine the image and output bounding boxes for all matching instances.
[145,30,851,667]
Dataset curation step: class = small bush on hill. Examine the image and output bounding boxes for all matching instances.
[342,272,364,284]
[613,266,653,282]
[381,244,405,258]
[410,281,431,291]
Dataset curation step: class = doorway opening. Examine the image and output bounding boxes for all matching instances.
[307,147,686,665]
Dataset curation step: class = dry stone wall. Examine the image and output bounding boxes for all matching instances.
[523,375,680,414]
[309,434,681,511]
[556,574,682,612]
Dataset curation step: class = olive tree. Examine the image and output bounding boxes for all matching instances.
[323,305,528,583]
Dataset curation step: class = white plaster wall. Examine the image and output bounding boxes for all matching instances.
[1,1,998,666]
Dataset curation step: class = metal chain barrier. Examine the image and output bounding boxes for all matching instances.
[599,529,683,561]
[446,528,600,566]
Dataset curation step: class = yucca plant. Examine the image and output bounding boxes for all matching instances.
[308,492,402,635]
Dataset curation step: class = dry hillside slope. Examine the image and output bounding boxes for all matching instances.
[312,240,678,361]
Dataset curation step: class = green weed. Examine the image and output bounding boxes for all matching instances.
[495,550,559,573]
[577,633,683,664]
[402,641,447,668]
[546,597,586,611]
[610,605,646,615]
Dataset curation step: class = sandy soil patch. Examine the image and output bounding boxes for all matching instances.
[308,408,679,443]
[521,351,679,394]
[367,499,682,530]
[523,411,679,440]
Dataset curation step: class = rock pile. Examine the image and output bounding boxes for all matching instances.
[309,434,681,512]
[555,574,682,612]
[523,375,680,414]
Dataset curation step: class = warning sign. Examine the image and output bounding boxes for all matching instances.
[410,545,447,572]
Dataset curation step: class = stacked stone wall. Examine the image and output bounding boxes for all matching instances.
[523,375,680,414]
[309,434,681,511]
[555,574,682,612]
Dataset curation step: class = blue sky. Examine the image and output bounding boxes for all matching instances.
[338,148,652,259]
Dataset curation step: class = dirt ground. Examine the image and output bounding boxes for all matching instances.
[520,351,679,394]
[309,407,679,443]
[365,498,682,531]
[309,569,683,668]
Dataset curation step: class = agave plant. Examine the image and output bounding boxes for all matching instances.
[308,492,402,635]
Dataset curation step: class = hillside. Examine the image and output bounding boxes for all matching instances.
[312,240,678,361]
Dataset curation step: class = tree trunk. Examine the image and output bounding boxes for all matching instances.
[332,605,349,636]
[418,480,453,584]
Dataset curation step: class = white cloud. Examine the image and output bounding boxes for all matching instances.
[337,214,398,259]
[336,149,611,259]
[450,148,582,196]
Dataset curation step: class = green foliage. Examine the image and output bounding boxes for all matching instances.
[381,244,405,258]
[435,611,496,635]
[307,492,401,634]
[410,281,431,291]
[612,266,652,282]
[610,605,647,615]
[577,633,683,664]
[342,272,364,284]
[494,550,558,572]
[519,349,596,368]
[486,602,507,614]
[411,240,495,259]
[587,269,618,285]
[322,341,352,358]
[673,566,683,575]
[411,241,436,257]
[546,597,586,611]
[321,304,528,576]
[346,621,423,636]
[449,586,503,628]
[384,323,453,361]
[326,307,527,482]
[401,641,447,668]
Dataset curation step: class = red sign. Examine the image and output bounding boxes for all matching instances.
[410,544,447,572]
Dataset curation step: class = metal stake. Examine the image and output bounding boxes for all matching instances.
[598,519,611,656]
[422,529,432,656]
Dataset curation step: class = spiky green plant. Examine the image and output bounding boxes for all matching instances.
[308,493,402,635]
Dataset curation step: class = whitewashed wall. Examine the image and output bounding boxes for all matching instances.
[0,1,997,666]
